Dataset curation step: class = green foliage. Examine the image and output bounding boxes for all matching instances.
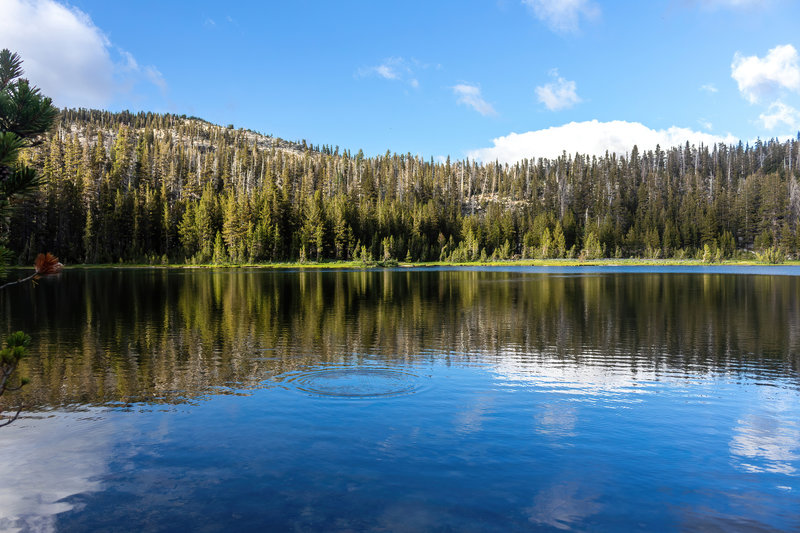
[382,235,395,262]
[702,244,714,264]
[566,245,577,259]
[0,330,31,426]
[718,230,735,259]
[3,106,800,265]
[0,49,58,221]
[0,131,26,167]
[212,231,227,264]
[359,244,372,264]
[0,50,57,426]
[539,227,552,259]
[552,222,566,258]
[582,231,605,260]
[0,331,30,365]
[755,245,784,264]
[496,239,511,260]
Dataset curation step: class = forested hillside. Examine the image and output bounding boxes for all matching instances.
[9,109,800,264]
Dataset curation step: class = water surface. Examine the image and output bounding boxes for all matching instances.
[1,267,799,531]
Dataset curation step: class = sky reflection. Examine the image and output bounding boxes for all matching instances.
[0,410,113,532]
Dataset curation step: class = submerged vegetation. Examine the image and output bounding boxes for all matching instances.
[6,109,800,266]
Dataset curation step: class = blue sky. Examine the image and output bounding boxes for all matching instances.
[3,0,800,162]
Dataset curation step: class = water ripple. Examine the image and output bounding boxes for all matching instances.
[273,365,423,399]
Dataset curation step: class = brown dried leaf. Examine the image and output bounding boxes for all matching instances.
[33,253,63,275]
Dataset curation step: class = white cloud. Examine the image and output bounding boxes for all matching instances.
[467,120,737,163]
[535,69,581,111]
[700,83,718,93]
[699,119,713,130]
[357,57,420,88]
[375,64,399,80]
[759,101,800,130]
[0,0,166,108]
[0,0,114,107]
[452,84,496,116]
[731,44,800,104]
[522,0,600,34]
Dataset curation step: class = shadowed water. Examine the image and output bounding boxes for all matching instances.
[0,267,799,531]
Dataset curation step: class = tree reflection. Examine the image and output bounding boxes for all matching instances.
[2,269,799,408]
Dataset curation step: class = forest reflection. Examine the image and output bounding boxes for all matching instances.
[3,268,799,407]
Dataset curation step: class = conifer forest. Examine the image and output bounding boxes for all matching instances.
[10,109,800,265]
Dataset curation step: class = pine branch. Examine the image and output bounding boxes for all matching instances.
[0,49,23,91]
[0,271,37,290]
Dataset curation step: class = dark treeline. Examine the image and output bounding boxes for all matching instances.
[9,108,800,264]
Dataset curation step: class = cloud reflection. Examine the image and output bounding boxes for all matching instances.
[730,401,800,476]
[535,402,578,437]
[493,353,656,401]
[0,410,112,532]
[526,481,602,530]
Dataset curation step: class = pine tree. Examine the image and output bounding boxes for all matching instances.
[0,49,58,261]
[5,105,800,264]
[0,49,59,426]
[552,221,566,258]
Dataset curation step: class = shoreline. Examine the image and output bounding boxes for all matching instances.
[6,258,800,270]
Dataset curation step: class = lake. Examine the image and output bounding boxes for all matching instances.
[1,267,799,531]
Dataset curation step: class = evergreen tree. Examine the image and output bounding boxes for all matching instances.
[0,48,60,427]
[5,105,800,265]
[0,49,58,263]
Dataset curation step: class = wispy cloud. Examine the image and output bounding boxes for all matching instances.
[452,84,496,116]
[144,66,167,94]
[357,57,421,88]
[120,50,139,72]
[731,44,800,104]
[118,48,167,95]
[521,0,600,34]
[535,69,581,111]
[204,15,236,27]
[700,83,718,93]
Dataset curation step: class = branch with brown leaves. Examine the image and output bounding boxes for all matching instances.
[0,254,61,426]
[0,252,62,290]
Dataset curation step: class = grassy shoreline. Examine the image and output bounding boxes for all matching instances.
[7,258,799,270]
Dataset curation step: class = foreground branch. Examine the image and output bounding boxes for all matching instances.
[0,404,22,427]
[0,271,36,290]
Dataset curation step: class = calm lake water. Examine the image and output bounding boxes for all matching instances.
[1,266,799,532]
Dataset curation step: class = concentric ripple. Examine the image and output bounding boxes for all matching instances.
[274,366,422,398]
